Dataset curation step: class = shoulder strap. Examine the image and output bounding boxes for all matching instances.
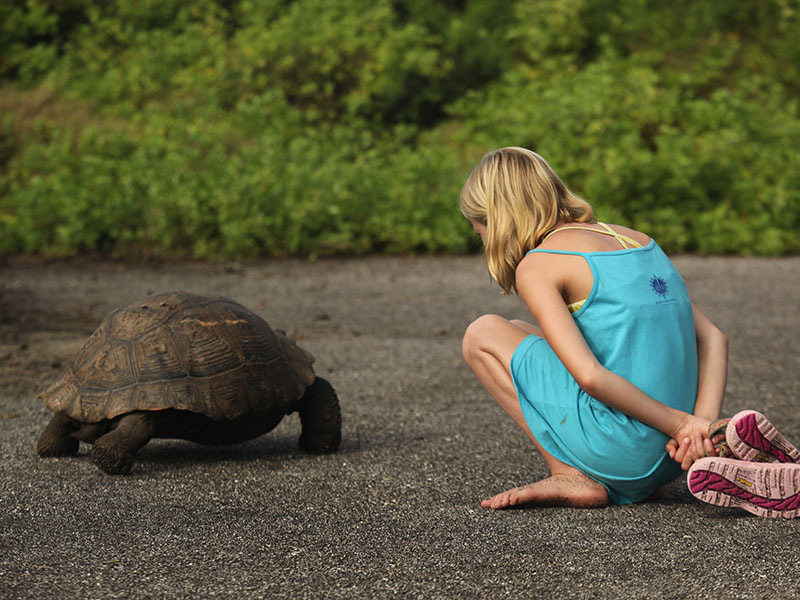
[597,222,643,249]
[540,222,642,249]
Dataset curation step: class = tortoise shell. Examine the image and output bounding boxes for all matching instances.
[40,291,315,422]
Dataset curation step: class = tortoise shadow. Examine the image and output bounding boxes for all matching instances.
[66,424,433,474]
[107,433,361,474]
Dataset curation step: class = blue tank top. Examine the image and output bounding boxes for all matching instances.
[530,240,697,413]
[513,239,698,503]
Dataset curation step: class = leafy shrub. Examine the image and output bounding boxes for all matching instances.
[451,0,800,254]
[1,0,799,257]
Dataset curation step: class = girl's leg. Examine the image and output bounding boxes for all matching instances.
[462,314,609,509]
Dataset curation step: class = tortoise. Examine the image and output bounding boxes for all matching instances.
[36,291,341,474]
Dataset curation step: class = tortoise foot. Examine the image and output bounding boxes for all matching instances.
[91,443,134,474]
[37,413,80,457]
[36,434,79,457]
[90,412,154,474]
[299,431,341,454]
[298,377,341,454]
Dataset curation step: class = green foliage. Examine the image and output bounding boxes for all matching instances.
[452,0,800,254]
[1,0,799,257]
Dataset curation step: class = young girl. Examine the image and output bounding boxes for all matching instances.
[460,147,729,509]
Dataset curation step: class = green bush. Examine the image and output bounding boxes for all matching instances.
[1,0,799,258]
[451,0,800,254]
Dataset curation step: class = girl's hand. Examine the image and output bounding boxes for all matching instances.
[666,416,717,470]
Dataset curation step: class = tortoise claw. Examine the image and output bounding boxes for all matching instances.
[91,443,134,474]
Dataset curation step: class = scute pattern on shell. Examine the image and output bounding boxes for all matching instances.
[40,291,316,422]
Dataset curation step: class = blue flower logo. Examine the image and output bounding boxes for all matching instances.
[649,275,669,298]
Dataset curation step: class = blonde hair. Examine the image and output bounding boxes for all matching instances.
[459,147,595,294]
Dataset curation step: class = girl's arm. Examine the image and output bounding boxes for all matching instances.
[666,304,727,464]
[516,254,715,468]
[690,304,727,421]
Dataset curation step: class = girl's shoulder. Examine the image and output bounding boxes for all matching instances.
[606,223,651,248]
[515,242,582,287]
[535,222,651,253]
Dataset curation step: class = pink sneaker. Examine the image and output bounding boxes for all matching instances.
[688,457,800,518]
[726,410,800,463]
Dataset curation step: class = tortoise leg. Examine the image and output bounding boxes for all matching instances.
[91,411,156,474]
[36,412,80,457]
[298,377,341,454]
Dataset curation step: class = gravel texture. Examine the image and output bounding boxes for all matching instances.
[1,254,799,599]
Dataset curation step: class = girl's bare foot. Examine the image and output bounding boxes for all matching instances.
[481,473,609,509]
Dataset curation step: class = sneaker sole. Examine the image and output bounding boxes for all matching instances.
[726,410,800,463]
[688,457,800,518]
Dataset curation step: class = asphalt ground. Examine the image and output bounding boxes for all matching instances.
[1,254,799,599]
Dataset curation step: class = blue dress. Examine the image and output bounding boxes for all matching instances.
[510,240,698,504]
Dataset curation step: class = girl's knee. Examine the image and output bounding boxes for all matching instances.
[462,314,507,361]
[463,315,538,370]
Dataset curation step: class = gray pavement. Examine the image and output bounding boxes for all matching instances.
[1,254,799,599]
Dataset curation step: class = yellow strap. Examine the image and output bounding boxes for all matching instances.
[597,222,642,249]
[567,298,586,313]
[541,222,642,249]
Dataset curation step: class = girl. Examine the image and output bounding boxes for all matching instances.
[460,147,728,509]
